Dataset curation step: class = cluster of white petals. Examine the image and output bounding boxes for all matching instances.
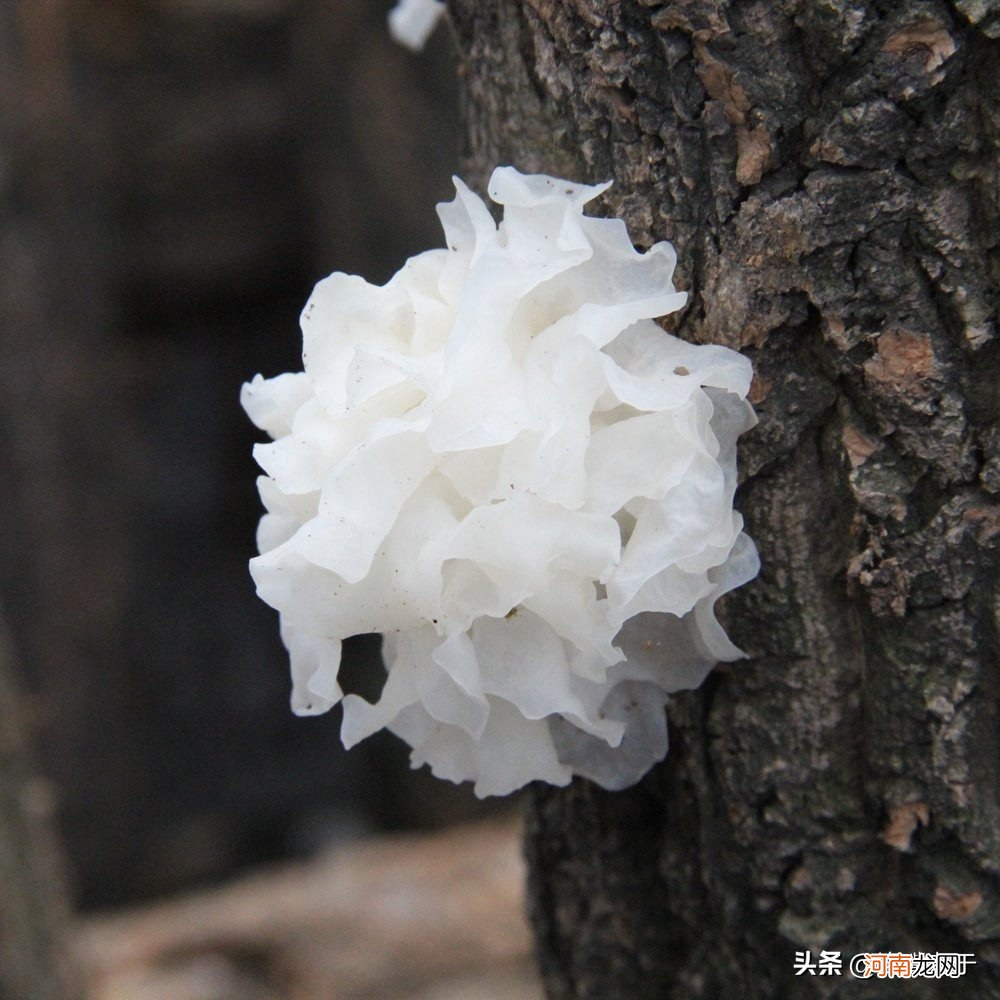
[242,167,759,797]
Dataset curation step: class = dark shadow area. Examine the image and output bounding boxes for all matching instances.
[0,0,501,912]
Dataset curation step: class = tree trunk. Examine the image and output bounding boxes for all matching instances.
[448,1,999,996]
[0,616,77,1000]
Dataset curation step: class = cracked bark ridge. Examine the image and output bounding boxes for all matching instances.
[448,1,999,996]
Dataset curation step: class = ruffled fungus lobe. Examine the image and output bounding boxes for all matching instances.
[242,167,759,796]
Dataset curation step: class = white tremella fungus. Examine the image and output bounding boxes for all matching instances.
[242,166,759,797]
[387,0,446,52]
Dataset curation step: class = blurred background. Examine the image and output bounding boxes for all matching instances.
[0,1,535,996]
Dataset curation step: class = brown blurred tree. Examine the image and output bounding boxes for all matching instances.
[0,0,466,914]
[0,4,108,990]
[0,617,77,1000]
[449,1,999,997]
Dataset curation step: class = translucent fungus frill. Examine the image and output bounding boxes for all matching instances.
[242,166,759,797]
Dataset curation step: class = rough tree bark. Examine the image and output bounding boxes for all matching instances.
[448,1,999,996]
